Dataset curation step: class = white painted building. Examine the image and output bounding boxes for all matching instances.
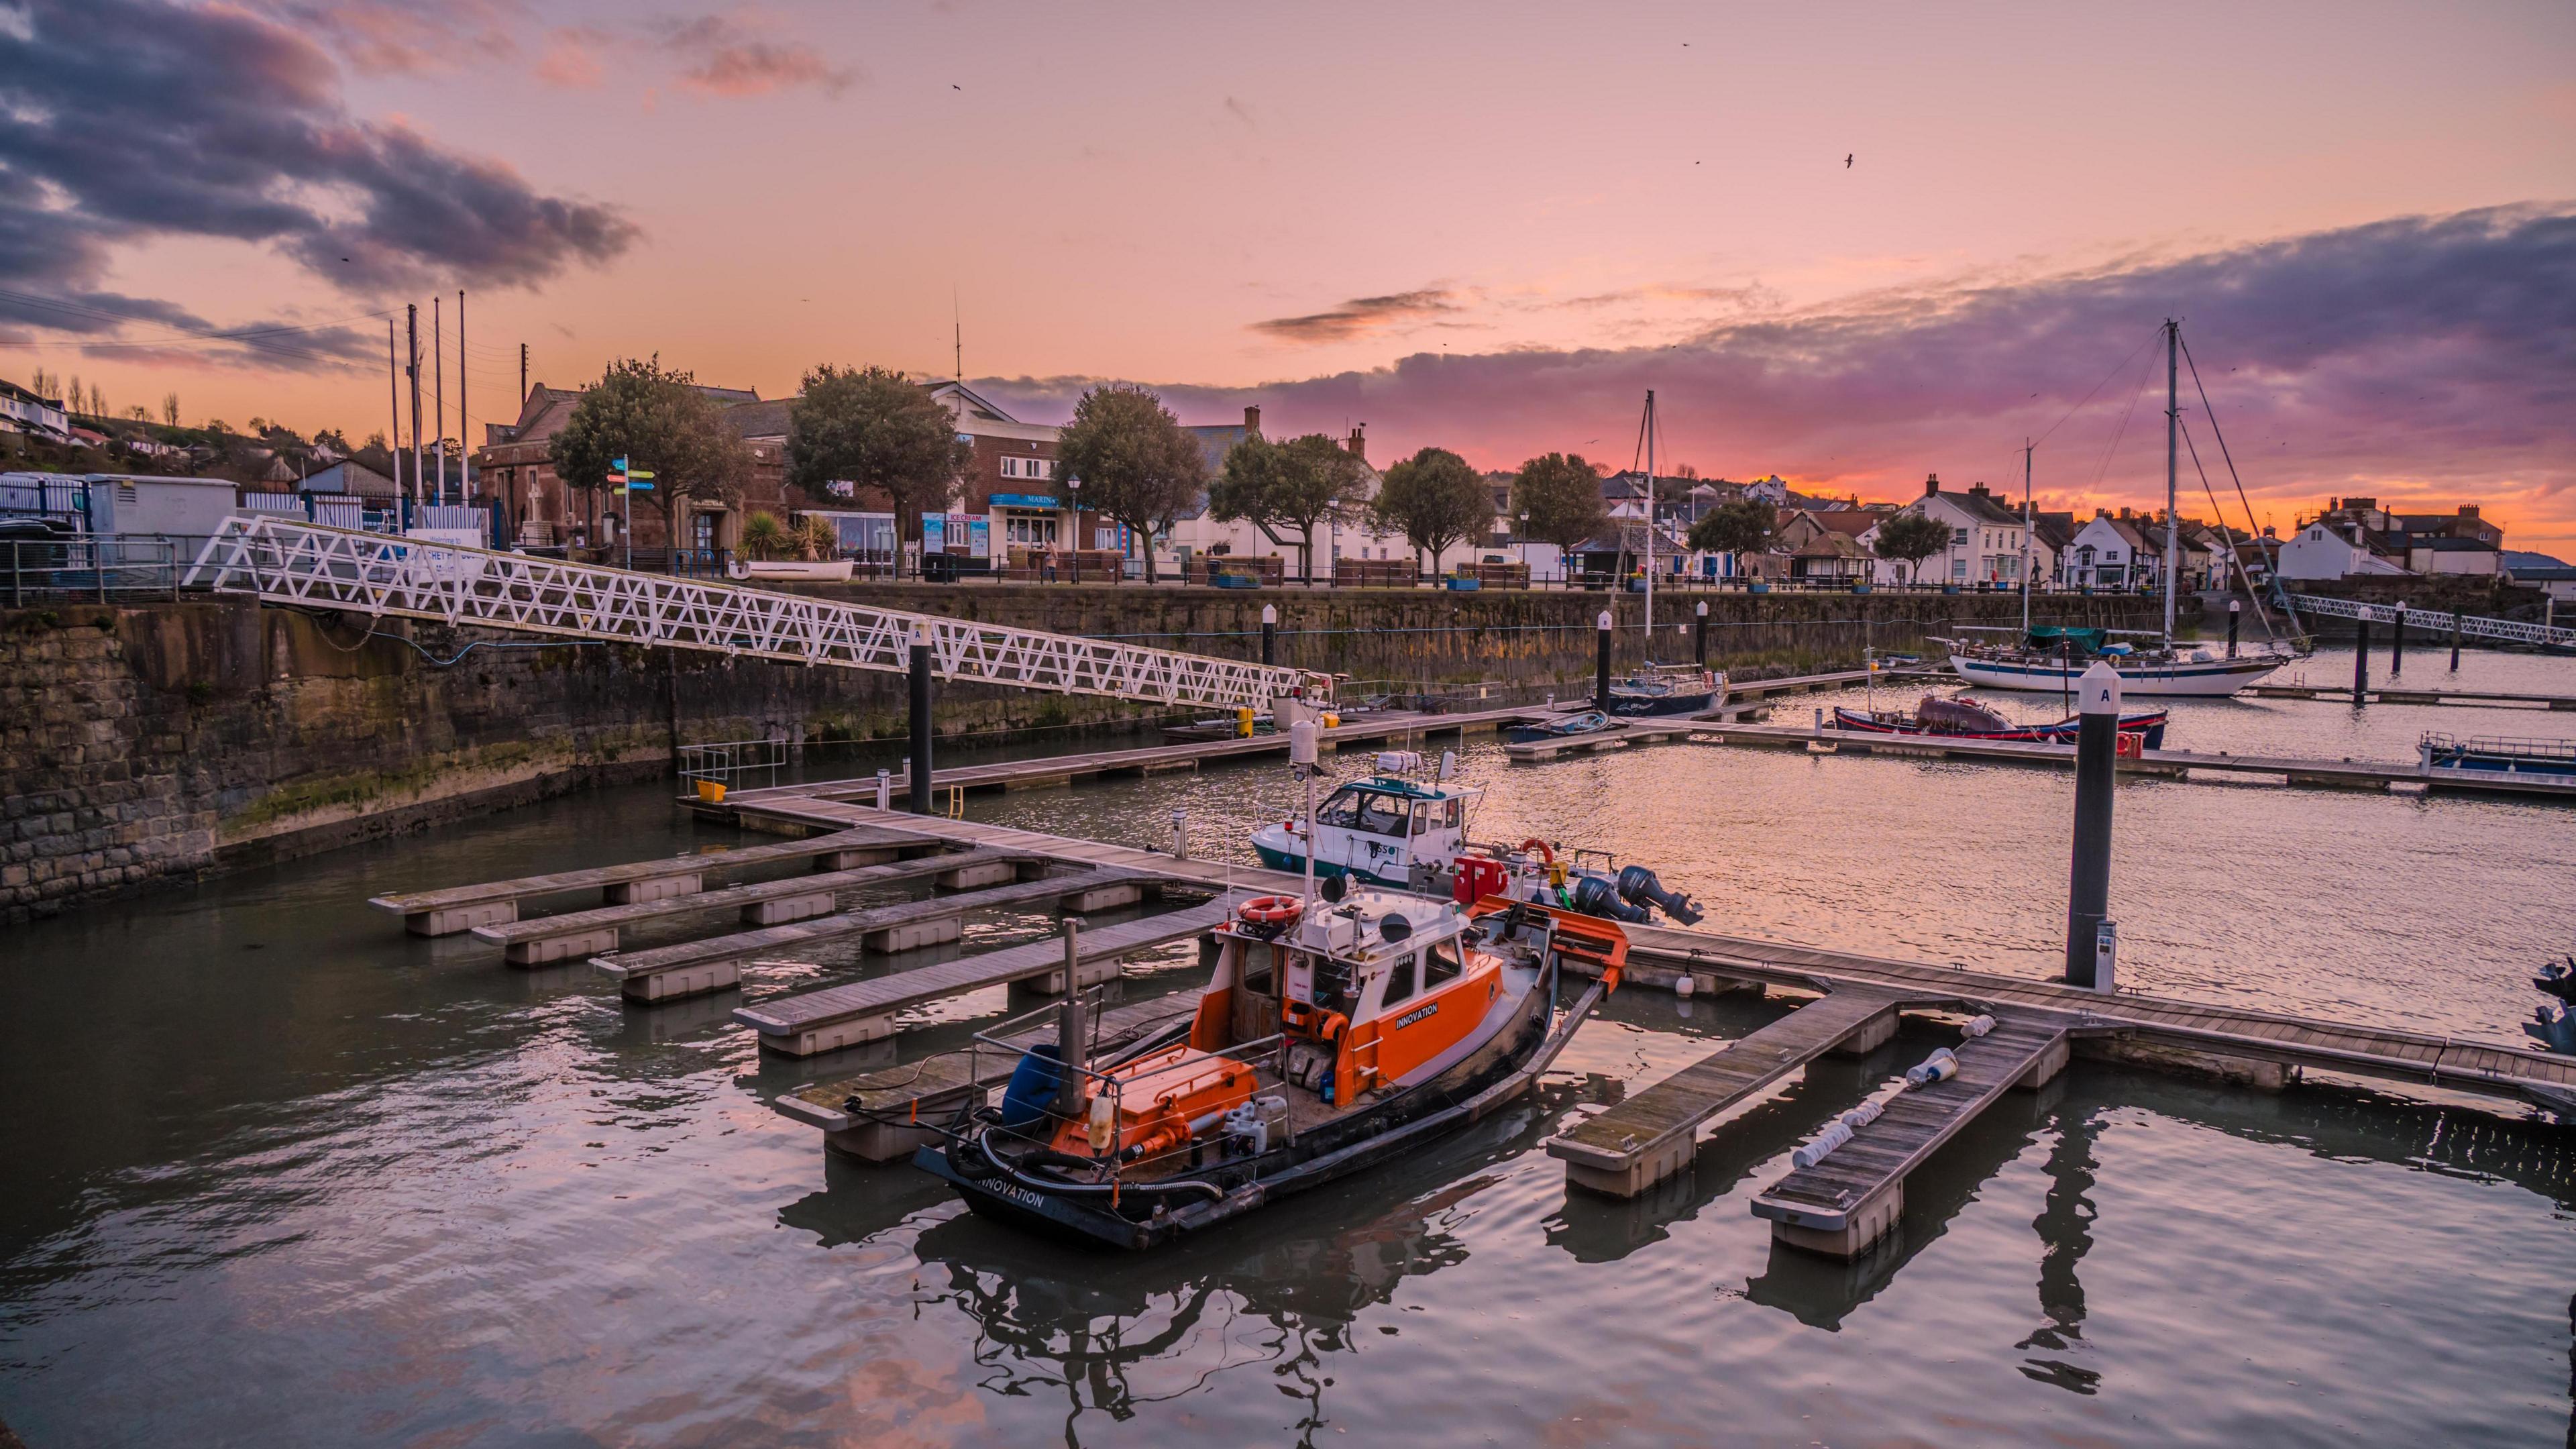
[2276,521,2408,580]
[1868,477,2027,585]
[0,378,70,441]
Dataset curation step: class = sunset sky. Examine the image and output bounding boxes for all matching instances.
[7,1,2573,548]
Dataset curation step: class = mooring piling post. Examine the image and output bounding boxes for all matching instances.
[2390,600,2406,676]
[1171,808,1188,859]
[874,769,891,811]
[2225,598,2241,659]
[1695,599,1709,665]
[908,620,934,814]
[1054,919,1086,1117]
[2353,614,2371,704]
[1260,603,1277,666]
[1595,610,1614,710]
[2064,661,2119,987]
[2451,609,2463,672]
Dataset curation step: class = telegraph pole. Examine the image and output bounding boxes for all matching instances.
[519,343,529,407]
[386,319,400,486]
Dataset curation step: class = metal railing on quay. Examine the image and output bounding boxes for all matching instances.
[674,738,789,798]
[4,535,200,606]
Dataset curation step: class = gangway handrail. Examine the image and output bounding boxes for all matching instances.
[184,515,1328,708]
[2284,592,2575,649]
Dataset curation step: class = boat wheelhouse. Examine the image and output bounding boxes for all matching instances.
[1250,756,1479,889]
[1606,663,1727,718]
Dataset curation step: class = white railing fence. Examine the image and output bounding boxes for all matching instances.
[2284,593,2575,649]
[184,516,1328,709]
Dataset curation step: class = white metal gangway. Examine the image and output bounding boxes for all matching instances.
[184,515,1328,708]
[2286,593,2575,651]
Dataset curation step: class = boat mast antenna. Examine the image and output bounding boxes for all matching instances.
[2021,438,2033,636]
[2161,317,2180,649]
[1640,390,1656,647]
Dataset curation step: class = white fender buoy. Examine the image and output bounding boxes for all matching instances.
[1791,1119,1856,1169]
[1961,1014,1996,1039]
[1904,1047,1960,1089]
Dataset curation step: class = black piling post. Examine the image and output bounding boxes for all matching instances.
[908,622,934,813]
[2064,661,2119,987]
[1695,599,1709,665]
[2451,610,2463,672]
[1260,603,1277,666]
[2353,614,2371,705]
[2225,598,2241,659]
[2389,599,2406,676]
[1595,609,1614,710]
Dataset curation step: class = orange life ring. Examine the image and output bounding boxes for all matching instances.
[1238,894,1305,926]
[1518,837,1556,865]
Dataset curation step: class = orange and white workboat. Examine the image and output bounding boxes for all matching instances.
[916,880,1625,1249]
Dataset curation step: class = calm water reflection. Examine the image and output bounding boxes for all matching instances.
[1,648,2573,1446]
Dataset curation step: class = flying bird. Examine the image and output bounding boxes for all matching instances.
[1845,154,1854,168]
[951,83,961,90]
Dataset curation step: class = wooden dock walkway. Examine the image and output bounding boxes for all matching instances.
[2249,682,2576,710]
[771,994,1201,1161]
[1654,721,2576,799]
[368,825,925,935]
[710,797,2576,1260]
[468,846,1020,964]
[1751,1013,2076,1257]
[1548,986,1911,1195]
[591,865,1154,1004]
[730,899,1233,1056]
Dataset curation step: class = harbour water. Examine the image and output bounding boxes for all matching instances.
[4,645,2574,1446]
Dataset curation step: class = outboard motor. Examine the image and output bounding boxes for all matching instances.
[2535,956,2576,1005]
[1569,872,1652,923]
[1617,864,1703,925]
[2527,1004,2576,1057]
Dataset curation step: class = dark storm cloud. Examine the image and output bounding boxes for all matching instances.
[0,0,637,366]
[992,206,2576,528]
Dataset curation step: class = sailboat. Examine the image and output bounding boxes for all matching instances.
[1941,321,2302,697]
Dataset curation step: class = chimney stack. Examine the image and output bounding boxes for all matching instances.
[2458,504,2479,519]
[1244,405,1261,435]
[1346,423,1365,462]
[1923,474,1941,496]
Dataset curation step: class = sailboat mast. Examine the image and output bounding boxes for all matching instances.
[1642,388,1655,645]
[2021,439,2033,634]
[2162,318,2180,646]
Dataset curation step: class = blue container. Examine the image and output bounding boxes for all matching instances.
[1213,574,1260,590]
[999,1044,1065,1128]
[1444,576,1481,592]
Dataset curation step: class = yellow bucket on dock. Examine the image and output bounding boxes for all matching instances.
[695,780,727,804]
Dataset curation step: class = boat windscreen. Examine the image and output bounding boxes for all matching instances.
[1316,786,1408,837]
[2025,626,2107,654]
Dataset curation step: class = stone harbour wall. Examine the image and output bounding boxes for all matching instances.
[2,583,2166,921]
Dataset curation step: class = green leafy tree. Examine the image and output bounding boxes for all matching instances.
[1871,510,1951,584]
[786,364,970,577]
[1210,433,1373,582]
[1686,497,1778,579]
[1509,453,1609,560]
[1368,446,1491,576]
[553,356,755,554]
[1051,384,1205,583]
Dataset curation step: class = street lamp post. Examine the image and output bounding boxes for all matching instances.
[1067,477,1081,580]
[1517,511,1530,585]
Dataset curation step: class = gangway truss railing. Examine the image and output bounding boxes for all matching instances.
[184,515,1328,708]
[2284,592,2575,651]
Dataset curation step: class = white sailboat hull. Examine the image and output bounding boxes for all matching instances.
[1947,652,2288,697]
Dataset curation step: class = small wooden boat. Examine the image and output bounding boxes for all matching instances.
[1504,709,1613,744]
[913,885,1622,1248]
[1833,694,2169,749]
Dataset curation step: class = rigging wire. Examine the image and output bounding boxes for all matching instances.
[2082,334,2159,494]
[2179,417,2284,643]
[2177,332,2298,623]
[2032,323,2165,449]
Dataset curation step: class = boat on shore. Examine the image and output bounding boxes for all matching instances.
[914,884,1623,1248]
[1834,692,2169,749]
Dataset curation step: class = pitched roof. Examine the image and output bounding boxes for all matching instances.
[722,398,793,440]
[1803,508,1879,537]
[1940,488,2025,527]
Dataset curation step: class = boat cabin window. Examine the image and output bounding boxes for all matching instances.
[1422,939,1463,987]
[1317,787,1409,837]
[1408,801,1432,837]
[1443,799,1463,829]
[1381,953,1417,1008]
[1240,941,1277,996]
